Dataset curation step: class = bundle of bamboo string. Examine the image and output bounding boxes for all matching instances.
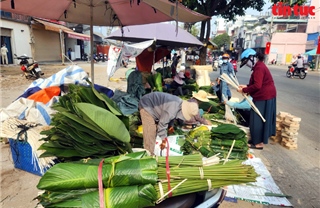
[220,73,266,122]
[1,118,56,173]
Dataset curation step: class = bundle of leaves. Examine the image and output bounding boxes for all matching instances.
[39,84,132,161]
[210,124,248,160]
[36,152,258,208]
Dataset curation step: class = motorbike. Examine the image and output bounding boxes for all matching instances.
[98,52,105,62]
[81,53,89,61]
[286,64,308,79]
[93,53,100,62]
[230,60,238,75]
[14,54,44,80]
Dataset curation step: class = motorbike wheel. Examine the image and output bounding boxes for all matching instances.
[286,70,292,78]
[299,71,307,79]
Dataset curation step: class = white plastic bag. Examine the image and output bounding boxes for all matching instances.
[154,135,185,156]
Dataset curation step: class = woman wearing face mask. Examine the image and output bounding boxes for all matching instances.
[219,53,235,103]
[237,49,277,150]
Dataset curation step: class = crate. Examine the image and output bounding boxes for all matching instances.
[9,138,48,176]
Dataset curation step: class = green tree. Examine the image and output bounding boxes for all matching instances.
[190,25,199,37]
[211,33,230,50]
[182,0,265,64]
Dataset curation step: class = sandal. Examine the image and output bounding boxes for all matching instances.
[248,144,263,150]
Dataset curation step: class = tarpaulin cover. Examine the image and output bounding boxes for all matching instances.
[0,65,89,125]
[127,71,145,100]
[17,86,42,99]
[107,40,154,78]
[27,86,61,104]
[94,84,114,98]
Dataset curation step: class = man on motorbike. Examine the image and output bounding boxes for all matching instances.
[230,56,238,74]
[292,55,303,75]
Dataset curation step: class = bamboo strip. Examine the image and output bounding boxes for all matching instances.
[220,73,266,122]
[223,140,236,165]
[156,179,187,204]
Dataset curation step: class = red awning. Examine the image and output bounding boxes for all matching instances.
[34,18,90,41]
[65,31,90,41]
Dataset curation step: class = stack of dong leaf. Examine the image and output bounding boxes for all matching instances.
[39,83,133,161]
[210,124,249,159]
[182,124,248,160]
[36,152,258,208]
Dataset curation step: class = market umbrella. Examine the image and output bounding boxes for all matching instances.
[106,23,204,48]
[0,0,209,83]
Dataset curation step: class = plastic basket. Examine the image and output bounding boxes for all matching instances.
[9,138,47,176]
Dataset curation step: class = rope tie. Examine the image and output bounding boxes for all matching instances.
[199,167,204,179]
[207,179,212,191]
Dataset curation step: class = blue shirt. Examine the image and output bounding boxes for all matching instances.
[220,62,235,102]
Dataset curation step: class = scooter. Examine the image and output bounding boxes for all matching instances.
[286,65,307,79]
[14,54,44,80]
[81,53,89,61]
[93,53,100,62]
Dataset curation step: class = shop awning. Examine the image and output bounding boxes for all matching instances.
[33,18,90,41]
[65,31,90,41]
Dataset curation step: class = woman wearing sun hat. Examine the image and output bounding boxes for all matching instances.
[170,71,189,96]
[184,90,212,126]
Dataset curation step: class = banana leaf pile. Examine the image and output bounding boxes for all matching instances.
[210,124,249,160]
[182,124,248,160]
[36,152,258,208]
[39,84,132,161]
[182,126,214,158]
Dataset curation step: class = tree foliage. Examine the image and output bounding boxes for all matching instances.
[211,33,230,49]
[190,25,199,37]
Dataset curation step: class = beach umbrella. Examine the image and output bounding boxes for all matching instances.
[0,0,209,83]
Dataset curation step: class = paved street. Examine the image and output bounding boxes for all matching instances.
[211,64,320,207]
